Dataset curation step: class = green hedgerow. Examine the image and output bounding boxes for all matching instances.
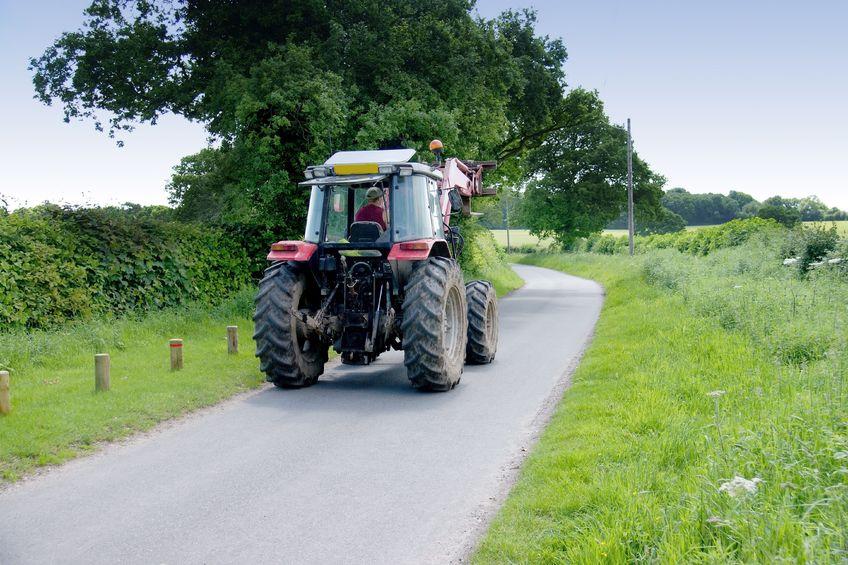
[0,205,251,330]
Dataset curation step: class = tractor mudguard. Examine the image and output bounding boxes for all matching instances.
[388,240,450,261]
[267,241,318,262]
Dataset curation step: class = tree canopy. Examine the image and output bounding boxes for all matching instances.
[519,89,666,245]
[31,0,578,233]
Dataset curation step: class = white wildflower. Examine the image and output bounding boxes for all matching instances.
[707,390,726,398]
[706,516,730,527]
[783,257,799,266]
[718,476,763,497]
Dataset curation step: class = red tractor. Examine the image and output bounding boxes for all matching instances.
[253,141,499,391]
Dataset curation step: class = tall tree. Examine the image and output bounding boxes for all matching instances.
[520,89,665,245]
[31,1,570,231]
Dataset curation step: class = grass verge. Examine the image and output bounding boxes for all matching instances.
[0,289,264,483]
[475,252,848,562]
[474,262,524,297]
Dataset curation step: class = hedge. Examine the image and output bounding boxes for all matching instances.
[0,206,251,330]
[560,218,783,256]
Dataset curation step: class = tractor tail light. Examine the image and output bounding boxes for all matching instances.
[399,242,430,251]
[271,242,298,252]
[388,240,434,260]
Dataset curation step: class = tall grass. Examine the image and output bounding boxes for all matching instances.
[476,237,848,562]
[0,289,264,482]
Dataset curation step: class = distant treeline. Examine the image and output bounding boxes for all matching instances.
[609,189,847,228]
[479,188,848,234]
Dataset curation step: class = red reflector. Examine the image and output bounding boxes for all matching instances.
[399,242,430,251]
[271,242,298,252]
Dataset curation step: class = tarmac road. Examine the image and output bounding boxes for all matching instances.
[0,264,603,565]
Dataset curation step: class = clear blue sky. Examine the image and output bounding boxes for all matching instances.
[1,0,846,209]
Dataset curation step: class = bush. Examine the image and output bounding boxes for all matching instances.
[636,207,686,235]
[758,204,801,227]
[0,205,251,330]
[561,218,781,257]
[458,218,507,276]
[780,224,839,272]
[639,218,782,256]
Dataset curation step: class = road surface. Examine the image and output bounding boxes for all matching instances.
[0,264,603,565]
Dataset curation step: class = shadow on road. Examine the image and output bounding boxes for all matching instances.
[242,353,467,416]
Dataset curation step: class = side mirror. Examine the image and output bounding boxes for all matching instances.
[448,189,462,215]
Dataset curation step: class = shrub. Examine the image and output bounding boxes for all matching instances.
[457,217,507,277]
[758,203,801,227]
[636,207,686,235]
[639,218,782,256]
[780,224,839,272]
[0,205,251,330]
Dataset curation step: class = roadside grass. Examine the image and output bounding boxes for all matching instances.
[476,262,524,296]
[475,247,848,563]
[0,289,265,483]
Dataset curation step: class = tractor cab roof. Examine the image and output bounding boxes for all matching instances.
[301,148,442,186]
[325,149,416,165]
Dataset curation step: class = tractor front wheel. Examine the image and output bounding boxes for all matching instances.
[253,263,328,388]
[401,257,467,391]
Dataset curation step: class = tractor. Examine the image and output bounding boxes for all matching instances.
[253,141,499,391]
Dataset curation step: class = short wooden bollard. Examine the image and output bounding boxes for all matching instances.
[94,354,110,392]
[0,370,10,415]
[170,339,184,371]
[227,326,238,355]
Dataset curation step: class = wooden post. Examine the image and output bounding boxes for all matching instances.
[0,370,10,415]
[94,354,110,392]
[170,339,184,371]
[227,326,238,355]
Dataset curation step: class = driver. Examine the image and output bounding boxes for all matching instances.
[354,186,388,231]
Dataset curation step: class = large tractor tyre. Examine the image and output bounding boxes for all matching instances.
[401,257,468,391]
[465,280,499,364]
[253,263,328,388]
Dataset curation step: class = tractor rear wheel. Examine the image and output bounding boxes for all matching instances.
[401,257,467,391]
[465,280,498,364]
[253,263,328,388]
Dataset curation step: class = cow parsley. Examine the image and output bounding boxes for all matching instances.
[719,476,762,497]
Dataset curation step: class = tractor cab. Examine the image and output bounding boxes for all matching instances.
[298,149,453,257]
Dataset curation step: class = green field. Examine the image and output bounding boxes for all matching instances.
[490,229,554,249]
[476,239,848,562]
[808,220,848,235]
[490,226,717,249]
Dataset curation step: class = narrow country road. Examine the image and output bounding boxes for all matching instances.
[0,265,603,565]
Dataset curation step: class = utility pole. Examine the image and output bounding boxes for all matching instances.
[503,192,511,253]
[627,118,635,256]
